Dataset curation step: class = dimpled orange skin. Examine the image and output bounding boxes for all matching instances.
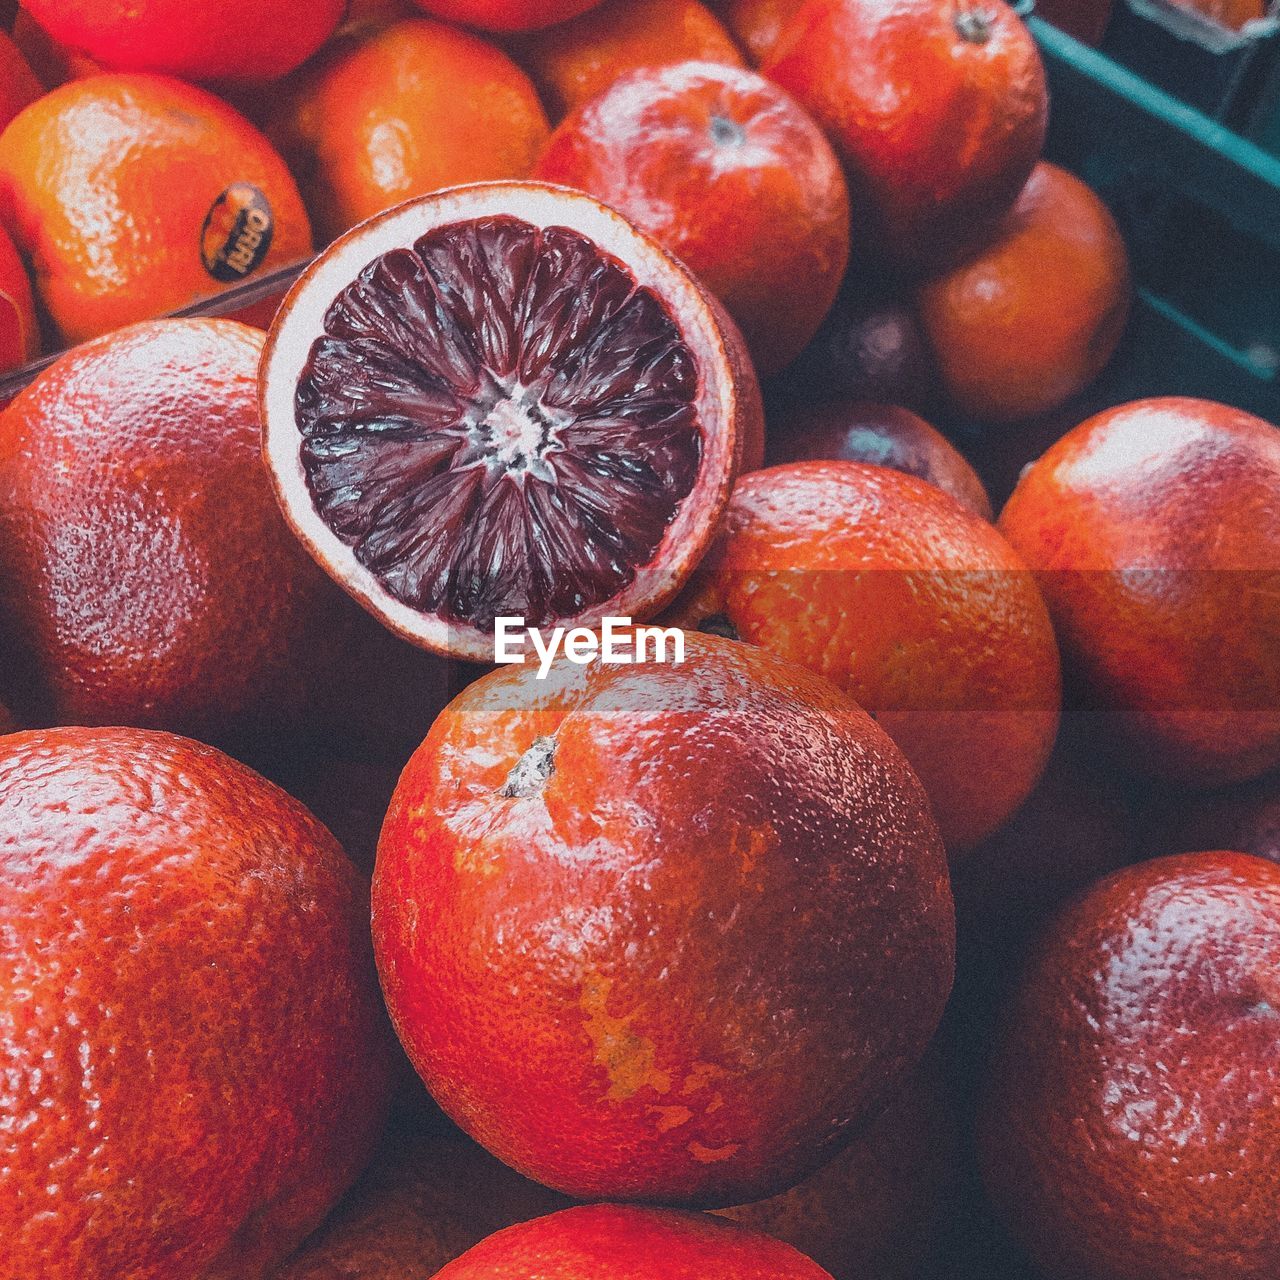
[0,221,38,372]
[763,0,1047,271]
[999,398,1280,785]
[766,400,993,519]
[918,162,1131,423]
[410,0,605,30]
[433,1205,837,1279]
[667,462,1061,850]
[0,74,312,344]
[719,1063,958,1280]
[0,319,352,743]
[979,851,1280,1280]
[275,1125,572,1280]
[536,61,850,374]
[18,0,344,82]
[0,727,394,1280]
[516,0,744,119]
[267,18,550,245]
[373,634,954,1206]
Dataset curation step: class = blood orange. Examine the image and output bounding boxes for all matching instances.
[373,634,953,1205]
[261,181,758,661]
[432,1205,837,1278]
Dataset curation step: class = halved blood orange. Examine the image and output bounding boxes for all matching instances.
[261,181,754,661]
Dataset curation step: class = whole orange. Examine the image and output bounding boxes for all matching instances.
[18,0,344,81]
[717,0,805,63]
[980,851,1280,1280]
[0,29,42,132]
[267,18,549,245]
[536,61,850,373]
[0,221,38,372]
[409,0,605,29]
[667,461,1061,850]
[373,634,954,1205]
[433,1205,837,1279]
[999,398,1280,785]
[275,1124,571,1279]
[918,162,1131,422]
[763,0,1047,271]
[0,319,352,746]
[516,0,744,118]
[0,726,393,1280]
[766,400,992,519]
[0,74,311,343]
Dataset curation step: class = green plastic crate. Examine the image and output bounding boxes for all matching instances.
[1035,16,1280,421]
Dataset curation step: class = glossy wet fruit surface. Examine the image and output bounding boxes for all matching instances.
[999,397,1280,785]
[766,400,992,519]
[267,18,549,244]
[918,161,1131,423]
[764,0,1048,271]
[980,851,1280,1280]
[667,462,1061,850]
[0,319,351,744]
[536,61,850,374]
[373,634,953,1205]
[0,727,393,1280]
[0,74,312,343]
[263,183,750,660]
[432,1204,838,1279]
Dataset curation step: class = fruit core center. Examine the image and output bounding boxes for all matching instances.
[954,7,995,42]
[294,215,704,632]
[474,388,558,479]
[710,114,747,148]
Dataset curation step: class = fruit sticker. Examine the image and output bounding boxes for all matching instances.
[200,182,275,283]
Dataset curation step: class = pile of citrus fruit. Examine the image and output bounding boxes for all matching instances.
[0,1,1277,1278]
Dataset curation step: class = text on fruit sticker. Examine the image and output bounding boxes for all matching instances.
[494,617,686,679]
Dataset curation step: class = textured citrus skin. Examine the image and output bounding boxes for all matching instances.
[517,0,744,119]
[0,74,312,343]
[433,1205,837,1279]
[18,0,344,81]
[720,1062,958,1280]
[980,851,1280,1280]
[0,727,394,1280]
[275,1124,571,1280]
[718,0,805,63]
[373,634,954,1205]
[268,18,550,245]
[918,162,1131,422]
[763,0,1047,270]
[0,221,38,372]
[766,400,992,519]
[409,0,605,30]
[0,319,351,743]
[0,30,42,133]
[536,61,849,373]
[999,398,1280,784]
[667,462,1061,850]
